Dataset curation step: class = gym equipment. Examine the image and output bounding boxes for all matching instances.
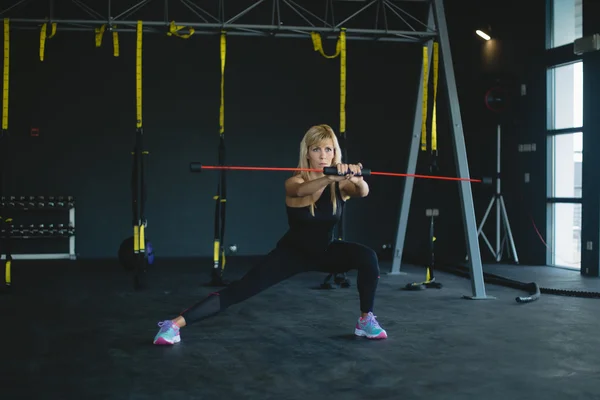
[436,262,539,303]
[473,121,519,264]
[404,209,443,291]
[208,31,229,288]
[121,21,150,290]
[0,195,74,209]
[438,258,600,303]
[420,41,440,169]
[1,19,11,292]
[38,20,56,61]
[382,1,491,303]
[190,163,487,183]
[1,217,12,292]
[93,19,120,57]
[404,45,443,291]
[310,28,350,290]
[485,86,510,114]
[318,273,351,290]
[118,236,155,271]
[3,0,494,302]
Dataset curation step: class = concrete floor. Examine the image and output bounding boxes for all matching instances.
[1,257,599,400]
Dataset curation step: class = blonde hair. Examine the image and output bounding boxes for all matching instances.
[295,124,342,216]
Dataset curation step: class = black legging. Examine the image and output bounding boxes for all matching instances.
[180,240,380,325]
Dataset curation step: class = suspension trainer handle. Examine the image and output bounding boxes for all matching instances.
[323,166,371,176]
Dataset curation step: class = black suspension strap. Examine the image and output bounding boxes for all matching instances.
[337,131,348,238]
[208,31,229,287]
[420,42,440,172]
[403,42,443,292]
[311,28,351,289]
[130,20,148,290]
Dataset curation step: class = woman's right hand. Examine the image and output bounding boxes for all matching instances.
[326,163,356,181]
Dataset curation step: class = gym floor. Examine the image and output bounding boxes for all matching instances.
[2,258,599,400]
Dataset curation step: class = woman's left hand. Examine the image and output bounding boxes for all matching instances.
[346,163,364,183]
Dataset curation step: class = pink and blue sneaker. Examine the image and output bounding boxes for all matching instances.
[354,312,387,339]
[153,320,181,345]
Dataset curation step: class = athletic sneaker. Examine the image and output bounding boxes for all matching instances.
[354,312,387,339]
[153,320,181,345]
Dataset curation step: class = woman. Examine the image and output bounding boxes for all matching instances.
[153,124,387,344]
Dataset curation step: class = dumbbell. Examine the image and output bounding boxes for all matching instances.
[46,224,57,236]
[57,223,65,236]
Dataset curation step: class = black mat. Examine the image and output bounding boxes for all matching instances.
[2,257,600,400]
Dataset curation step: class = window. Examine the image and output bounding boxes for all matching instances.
[548,132,582,198]
[548,0,583,48]
[547,62,583,130]
[548,203,582,269]
[547,60,583,269]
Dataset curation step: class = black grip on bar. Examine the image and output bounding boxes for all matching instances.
[323,166,371,176]
[190,162,202,173]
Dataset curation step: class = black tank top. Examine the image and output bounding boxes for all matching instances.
[277,182,344,255]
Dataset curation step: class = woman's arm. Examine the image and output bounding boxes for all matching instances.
[340,177,369,199]
[286,175,336,197]
[339,163,369,199]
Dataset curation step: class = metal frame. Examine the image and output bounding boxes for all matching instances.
[2,0,435,41]
[385,0,488,300]
[475,124,519,263]
[545,59,584,269]
[0,206,76,261]
[0,0,489,299]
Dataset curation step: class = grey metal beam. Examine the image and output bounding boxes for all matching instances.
[432,0,490,300]
[0,0,435,42]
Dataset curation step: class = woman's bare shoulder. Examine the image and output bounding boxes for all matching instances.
[285,175,305,184]
[285,175,310,207]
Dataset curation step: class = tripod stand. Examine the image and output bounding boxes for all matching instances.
[476,124,519,263]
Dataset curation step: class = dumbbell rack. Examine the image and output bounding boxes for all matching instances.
[0,196,76,260]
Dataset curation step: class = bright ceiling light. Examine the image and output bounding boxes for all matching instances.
[476,30,491,41]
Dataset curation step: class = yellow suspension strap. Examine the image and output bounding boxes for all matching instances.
[129,20,148,290]
[310,31,342,58]
[39,21,56,61]
[96,24,120,57]
[420,45,429,151]
[405,43,442,292]
[113,25,119,56]
[210,31,229,287]
[403,209,442,290]
[2,218,12,289]
[338,28,348,241]
[310,28,347,239]
[420,42,440,171]
[2,19,8,133]
[95,25,105,47]
[167,21,195,38]
[311,29,352,289]
[430,42,439,173]
[1,18,11,290]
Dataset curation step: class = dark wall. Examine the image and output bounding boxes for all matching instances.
[1,0,548,265]
[580,0,600,276]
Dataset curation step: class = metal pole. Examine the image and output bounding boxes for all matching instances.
[432,0,490,300]
[496,124,501,260]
